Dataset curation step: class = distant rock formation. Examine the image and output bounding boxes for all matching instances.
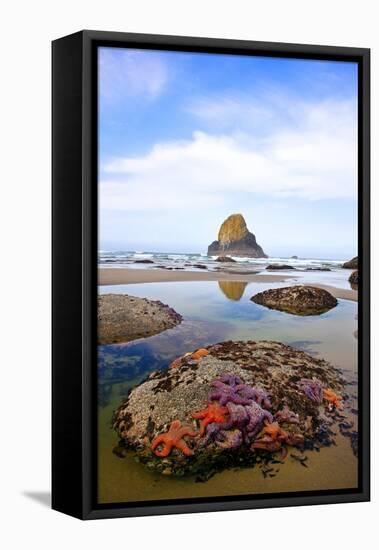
[342,257,358,269]
[208,213,267,258]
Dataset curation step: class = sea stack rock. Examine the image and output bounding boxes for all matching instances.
[208,213,267,258]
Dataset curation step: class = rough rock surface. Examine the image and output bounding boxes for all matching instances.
[349,270,358,288]
[342,256,358,269]
[113,340,345,477]
[251,285,337,315]
[208,213,267,258]
[215,256,236,262]
[266,264,294,270]
[98,294,182,344]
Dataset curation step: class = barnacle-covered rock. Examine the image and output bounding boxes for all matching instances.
[113,340,346,477]
[251,285,337,316]
[98,294,182,344]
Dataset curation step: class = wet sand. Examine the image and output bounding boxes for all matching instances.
[98,268,357,302]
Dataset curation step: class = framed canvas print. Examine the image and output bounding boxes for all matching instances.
[52,30,370,519]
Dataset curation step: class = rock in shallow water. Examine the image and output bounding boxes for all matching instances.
[215,256,236,262]
[251,285,337,316]
[349,270,358,289]
[342,256,358,269]
[113,340,345,477]
[98,294,182,344]
[266,264,295,270]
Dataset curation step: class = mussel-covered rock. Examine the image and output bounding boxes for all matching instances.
[251,285,337,315]
[113,340,345,478]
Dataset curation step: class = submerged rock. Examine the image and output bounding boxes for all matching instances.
[342,256,358,269]
[251,285,337,315]
[113,340,345,477]
[208,213,267,258]
[98,294,182,344]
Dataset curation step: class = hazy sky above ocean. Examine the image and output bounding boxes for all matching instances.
[98,47,358,259]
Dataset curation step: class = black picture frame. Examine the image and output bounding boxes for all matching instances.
[52,30,370,520]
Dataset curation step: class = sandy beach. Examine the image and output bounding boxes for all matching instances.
[98,267,357,302]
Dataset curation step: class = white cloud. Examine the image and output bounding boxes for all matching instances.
[99,48,168,102]
[100,97,357,212]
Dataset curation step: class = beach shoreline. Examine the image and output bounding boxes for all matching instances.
[98,267,357,302]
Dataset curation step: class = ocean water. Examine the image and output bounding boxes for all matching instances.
[99,249,348,271]
[97,279,358,504]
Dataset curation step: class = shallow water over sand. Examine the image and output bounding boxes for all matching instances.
[97,280,358,504]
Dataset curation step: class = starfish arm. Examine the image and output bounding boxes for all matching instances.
[151,434,166,450]
[180,427,198,438]
[152,437,172,457]
[192,410,206,419]
[175,440,194,456]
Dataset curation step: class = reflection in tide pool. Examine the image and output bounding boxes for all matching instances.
[218,280,248,300]
[98,280,358,503]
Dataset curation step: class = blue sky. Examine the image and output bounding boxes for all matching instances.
[99,47,358,259]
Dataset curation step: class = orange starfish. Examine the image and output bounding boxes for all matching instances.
[169,349,209,369]
[251,421,304,458]
[263,421,288,441]
[169,356,183,369]
[191,348,209,360]
[151,420,197,457]
[192,402,229,436]
[323,388,343,409]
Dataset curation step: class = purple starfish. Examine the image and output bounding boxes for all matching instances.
[208,374,272,408]
[245,401,273,442]
[204,424,243,449]
[275,405,299,424]
[298,378,323,404]
[216,429,243,449]
[209,379,252,406]
[236,385,272,409]
[218,373,244,386]
[205,400,273,446]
